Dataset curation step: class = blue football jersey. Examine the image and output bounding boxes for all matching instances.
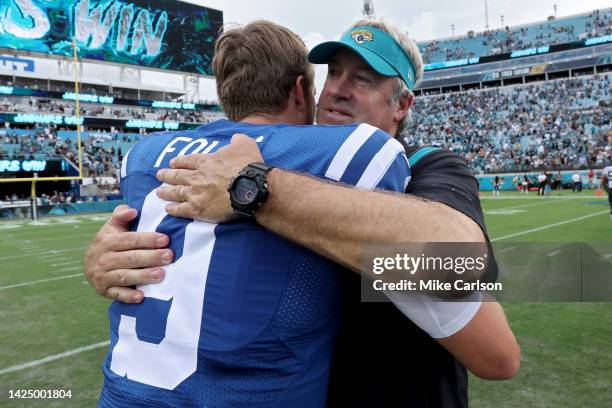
[99,119,410,408]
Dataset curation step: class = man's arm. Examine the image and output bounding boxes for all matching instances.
[156,137,484,276]
[437,300,520,380]
[256,169,484,274]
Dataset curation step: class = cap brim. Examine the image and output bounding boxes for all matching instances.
[308,41,397,78]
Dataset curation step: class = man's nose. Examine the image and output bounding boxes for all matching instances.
[328,76,352,100]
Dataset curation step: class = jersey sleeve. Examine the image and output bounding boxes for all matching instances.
[322,124,409,192]
[119,147,133,200]
[263,123,409,193]
[364,142,410,192]
[118,135,166,215]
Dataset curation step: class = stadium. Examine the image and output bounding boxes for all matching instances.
[0,0,610,406]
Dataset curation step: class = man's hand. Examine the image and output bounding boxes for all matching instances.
[156,134,264,222]
[84,205,173,303]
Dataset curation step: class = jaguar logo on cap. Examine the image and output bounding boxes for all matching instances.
[351,29,373,44]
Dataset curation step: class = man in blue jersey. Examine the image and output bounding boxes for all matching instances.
[86,19,520,408]
[97,20,410,407]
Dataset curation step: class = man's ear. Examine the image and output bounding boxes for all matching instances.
[291,74,307,112]
[393,92,413,124]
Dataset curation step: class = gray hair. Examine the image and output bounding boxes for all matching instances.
[349,19,423,137]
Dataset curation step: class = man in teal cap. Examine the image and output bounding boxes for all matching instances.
[304,21,513,407]
[85,19,519,407]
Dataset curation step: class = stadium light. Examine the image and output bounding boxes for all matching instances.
[362,0,375,20]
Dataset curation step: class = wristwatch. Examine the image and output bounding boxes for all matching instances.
[227,162,275,218]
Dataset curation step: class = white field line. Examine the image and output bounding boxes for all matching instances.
[603,254,612,259]
[17,233,94,245]
[0,341,110,376]
[59,266,82,272]
[38,253,66,260]
[51,260,81,267]
[0,220,83,230]
[489,198,566,211]
[0,247,85,261]
[0,235,92,261]
[0,273,82,290]
[491,210,609,242]
[480,195,602,200]
[54,218,81,224]
[11,250,45,257]
[501,246,517,253]
[0,214,106,229]
[0,225,21,230]
[547,250,563,257]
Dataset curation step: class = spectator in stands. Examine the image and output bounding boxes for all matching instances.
[419,8,611,63]
[408,74,610,174]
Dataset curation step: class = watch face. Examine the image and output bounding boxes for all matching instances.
[232,177,258,206]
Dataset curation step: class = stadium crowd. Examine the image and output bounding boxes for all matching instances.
[419,8,611,63]
[407,74,611,174]
[1,128,76,162]
[0,127,123,179]
[0,96,222,124]
[2,75,611,178]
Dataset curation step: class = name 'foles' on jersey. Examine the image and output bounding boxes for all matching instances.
[99,119,410,408]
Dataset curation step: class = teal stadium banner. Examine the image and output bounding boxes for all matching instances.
[0,0,223,75]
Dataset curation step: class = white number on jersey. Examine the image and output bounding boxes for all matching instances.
[110,187,215,390]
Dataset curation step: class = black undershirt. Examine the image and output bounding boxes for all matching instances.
[326,147,491,408]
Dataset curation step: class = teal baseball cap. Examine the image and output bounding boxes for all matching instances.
[308,26,417,90]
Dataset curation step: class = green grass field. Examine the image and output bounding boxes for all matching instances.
[0,191,610,407]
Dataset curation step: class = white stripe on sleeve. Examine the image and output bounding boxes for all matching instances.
[324,123,378,181]
[356,138,405,190]
[120,147,132,179]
